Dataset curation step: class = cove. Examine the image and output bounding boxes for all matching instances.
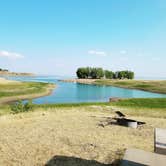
[5,76,166,104]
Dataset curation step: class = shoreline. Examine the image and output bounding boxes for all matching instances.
[0,71,35,76]
[0,84,56,104]
[0,78,56,104]
[60,79,166,94]
[59,78,97,84]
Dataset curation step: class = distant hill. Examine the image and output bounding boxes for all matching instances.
[0,69,35,76]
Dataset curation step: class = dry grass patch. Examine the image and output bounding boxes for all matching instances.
[0,106,166,166]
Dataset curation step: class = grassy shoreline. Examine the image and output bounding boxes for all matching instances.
[0,78,166,165]
[0,103,166,165]
[94,79,166,94]
[0,80,55,104]
[0,98,166,118]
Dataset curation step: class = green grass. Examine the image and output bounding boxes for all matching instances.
[110,98,166,118]
[33,98,166,118]
[94,80,166,94]
[0,81,55,104]
[36,102,110,108]
[34,98,166,109]
[0,82,49,97]
[111,98,166,108]
[1,98,166,117]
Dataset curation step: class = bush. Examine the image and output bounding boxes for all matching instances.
[24,100,34,112]
[11,100,34,114]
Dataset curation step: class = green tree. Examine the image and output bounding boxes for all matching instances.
[104,70,114,79]
[76,67,89,78]
[90,68,104,79]
[127,71,134,79]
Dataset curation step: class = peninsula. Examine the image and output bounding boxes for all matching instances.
[0,68,35,76]
[0,77,55,104]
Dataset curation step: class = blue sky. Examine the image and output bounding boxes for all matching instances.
[0,0,166,77]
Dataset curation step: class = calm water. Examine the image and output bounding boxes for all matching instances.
[5,76,166,104]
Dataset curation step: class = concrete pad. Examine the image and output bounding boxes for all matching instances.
[155,128,166,155]
[121,149,166,166]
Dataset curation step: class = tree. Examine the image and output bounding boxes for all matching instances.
[116,70,134,79]
[104,70,114,79]
[127,71,134,79]
[76,67,134,80]
[76,67,90,79]
[90,67,104,79]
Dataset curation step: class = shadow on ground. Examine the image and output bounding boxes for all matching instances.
[45,155,112,166]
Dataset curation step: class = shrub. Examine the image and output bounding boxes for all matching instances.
[11,100,34,114]
[24,100,34,112]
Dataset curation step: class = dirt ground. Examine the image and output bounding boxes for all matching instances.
[0,106,166,166]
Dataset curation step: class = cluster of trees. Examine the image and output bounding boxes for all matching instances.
[0,68,8,72]
[76,67,134,79]
[76,67,104,79]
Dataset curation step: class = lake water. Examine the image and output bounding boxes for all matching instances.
[4,76,166,104]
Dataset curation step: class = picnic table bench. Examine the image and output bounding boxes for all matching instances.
[155,128,166,155]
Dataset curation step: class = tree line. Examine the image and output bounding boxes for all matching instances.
[0,68,8,72]
[76,67,134,79]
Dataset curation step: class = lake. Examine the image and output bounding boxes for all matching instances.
[4,76,166,104]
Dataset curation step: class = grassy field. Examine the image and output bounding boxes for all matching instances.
[0,80,55,104]
[0,79,166,165]
[94,79,166,94]
[0,98,166,165]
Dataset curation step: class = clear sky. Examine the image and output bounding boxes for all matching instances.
[0,0,166,77]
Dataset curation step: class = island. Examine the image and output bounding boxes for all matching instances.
[60,67,166,94]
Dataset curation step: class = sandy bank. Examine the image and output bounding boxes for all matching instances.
[0,77,20,84]
[60,79,97,84]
